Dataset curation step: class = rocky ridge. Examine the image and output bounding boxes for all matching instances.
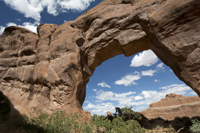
[0,0,200,120]
[140,94,200,120]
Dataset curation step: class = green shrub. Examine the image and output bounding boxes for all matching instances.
[120,107,146,126]
[1,105,146,133]
[190,119,200,133]
[126,120,146,133]
[92,114,112,132]
[18,109,93,133]
[112,117,127,132]
[92,114,145,133]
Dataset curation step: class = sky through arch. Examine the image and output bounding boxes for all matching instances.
[83,50,197,115]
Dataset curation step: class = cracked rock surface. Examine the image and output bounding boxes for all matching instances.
[0,0,200,120]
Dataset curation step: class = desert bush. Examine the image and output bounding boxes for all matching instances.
[153,125,163,130]
[1,105,146,133]
[190,119,200,133]
[92,114,145,133]
[126,119,146,133]
[166,124,175,132]
[92,114,112,132]
[119,107,146,126]
[14,109,94,133]
[112,116,127,132]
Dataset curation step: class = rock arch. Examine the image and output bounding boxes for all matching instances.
[0,0,200,120]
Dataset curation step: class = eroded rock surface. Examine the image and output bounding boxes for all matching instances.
[140,94,200,120]
[0,0,200,120]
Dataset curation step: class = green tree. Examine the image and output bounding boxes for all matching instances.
[119,107,146,126]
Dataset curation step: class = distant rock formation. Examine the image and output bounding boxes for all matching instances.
[140,94,200,120]
[85,110,92,119]
[0,0,200,120]
[106,111,114,120]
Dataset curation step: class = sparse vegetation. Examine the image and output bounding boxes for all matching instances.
[153,125,163,130]
[0,106,93,133]
[92,113,146,133]
[1,104,200,133]
[115,106,146,126]
[0,106,146,133]
[190,119,200,133]
[21,110,93,133]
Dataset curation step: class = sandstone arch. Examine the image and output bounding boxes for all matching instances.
[0,0,200,120]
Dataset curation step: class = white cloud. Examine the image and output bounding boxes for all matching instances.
[139,63,165,77]
[19,22,38,33]
[95,90,137,106]
[84,84,193,115]
[156,63,165,70]
[83,102,115,115]
[115,71,141,86]
[141,70,156,76]
[7,22,17,27]
[0,26,5,35]
[58,0,95,11]
[0,22,38,35]
[93,89,97,92]
[130,50,158,67]
[154,79,160,82]
[15,19,21,21]
[134,106,148,112]
[98,82,111,88]
[4,0,43,22]
[115,92,136,98]
[189,91,197,96]
[134,96,143,101]
[84,90,139,115]
[117,84,192,108]
[95,100,102,103]
[84,101,90,103]
[140,84,192,105]
[3,0,95,21]
[160,84,186,90]
[96,90,114,101]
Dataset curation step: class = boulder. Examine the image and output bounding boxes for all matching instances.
[106,111,114,121]
[85,110,92,120]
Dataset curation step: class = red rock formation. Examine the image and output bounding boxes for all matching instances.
[106,111,114,120]
[0,0,200,120]
[85,110,92,119]
[140,94,200,120]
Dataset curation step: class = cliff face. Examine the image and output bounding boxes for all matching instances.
[140,94,200,120]
[0,0,200,119]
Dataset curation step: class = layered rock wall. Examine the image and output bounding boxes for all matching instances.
[0,0,200,119]
[140,94,200,120]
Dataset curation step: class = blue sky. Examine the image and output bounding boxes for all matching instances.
[0,0,197,116]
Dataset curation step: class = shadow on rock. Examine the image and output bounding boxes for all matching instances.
[0,91,44,133]
[143,116,200,133]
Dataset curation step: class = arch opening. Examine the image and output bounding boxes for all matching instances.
[83,50,197,115]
